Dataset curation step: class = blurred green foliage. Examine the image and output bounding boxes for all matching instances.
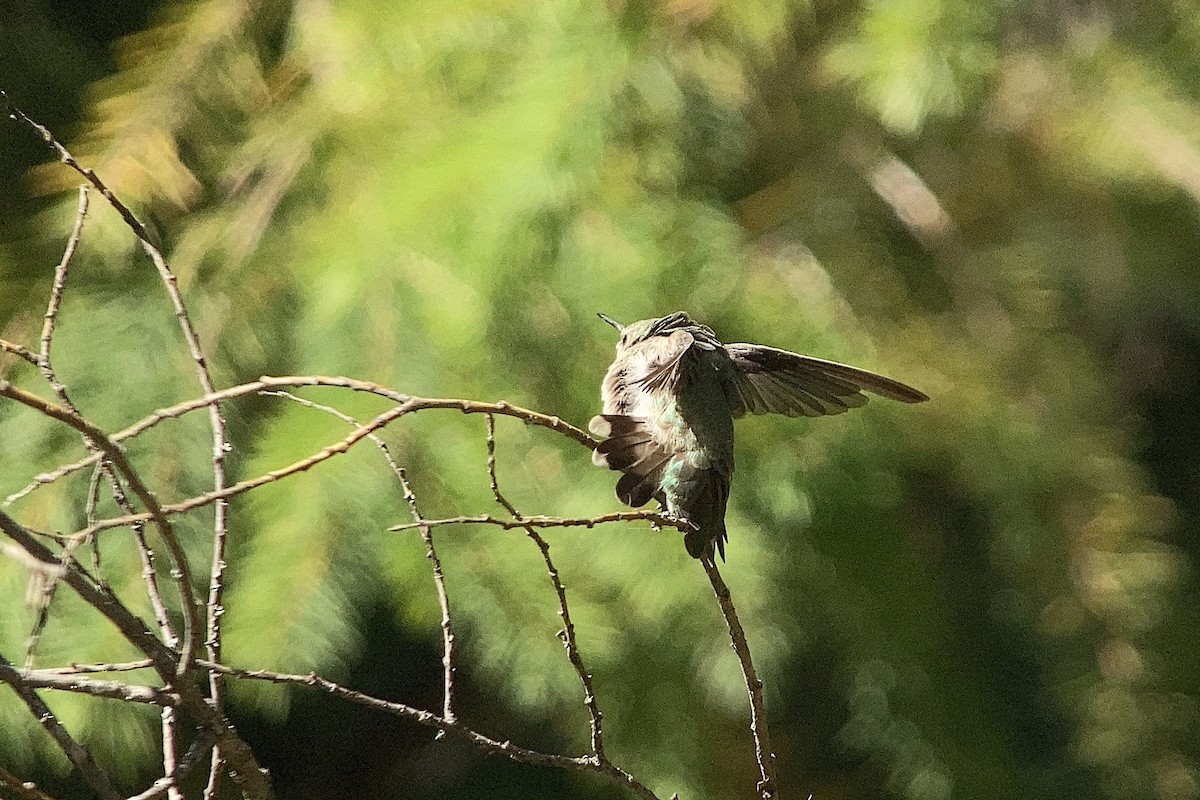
[2,1,1199,798]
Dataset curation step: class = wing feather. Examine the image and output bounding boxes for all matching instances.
[632,329,694,393]
[724,344,927,418]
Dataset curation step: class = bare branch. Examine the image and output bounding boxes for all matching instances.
[0,88,777,800]
[530,531,607,752]
[28,180,188,797]
[7,376,594,506]
[63,396,422,545]
[0,765,62,800]
[38,185,88,385]
[2,90,158,248]
[390,510,690,534]
[484,414,607,759]
[0,511,276,800]
[404,479,458,727]
[263,389,461,727]
[701,557,778,799]
[12,668,176,707]
[0,651,121,800]
[0,337,40,367]
[37,660,155,674]
[484,413,522,519]
[123,730,217,800]
[202,661,661,800]
[20,185,179,726]
[0,381,202,673]
[5,91,234,799]
[0,512,177,677]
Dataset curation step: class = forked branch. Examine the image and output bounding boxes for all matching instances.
[0,89,781,800]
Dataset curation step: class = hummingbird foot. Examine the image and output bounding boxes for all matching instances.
[648,509,697,535]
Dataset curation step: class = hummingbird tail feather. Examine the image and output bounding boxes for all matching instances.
[677,469,730,561]
[589,414,671,508]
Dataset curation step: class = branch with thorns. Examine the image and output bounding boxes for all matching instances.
[0,89,783,800]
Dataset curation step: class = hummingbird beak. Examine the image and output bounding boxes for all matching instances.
[597,313,624,332]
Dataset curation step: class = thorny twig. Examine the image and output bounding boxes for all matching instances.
[126,730,216,800]
[0,90,781,800]
[0,375,773,800]
[261,390,460,728]
[6,376,594,507]
[21,188,103,667]
[37,659,156,674]
[4,91,233,798]
[201,661,662,800]
[484,414,607,759]
[24,184,188,800]
[0,650,121,800]
[702,556,779,799]
[0,337,40,367]
[0,382,204,669]
[37,185,87,383]
[11,667,178,707]
[0,510,276,800]
[390,510,690,534]
[1,373,770,797]
[399,472,458,728]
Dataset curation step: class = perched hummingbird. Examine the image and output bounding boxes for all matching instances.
[589,312,928,560]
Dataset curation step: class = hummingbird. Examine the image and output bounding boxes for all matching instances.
[589,311,928,560]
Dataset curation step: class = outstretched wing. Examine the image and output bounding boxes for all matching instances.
[724,344,928,418]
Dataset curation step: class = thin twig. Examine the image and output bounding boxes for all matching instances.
[8,385,611,549]
[0,91,692,800]
[0,337,41,367]
[399,468,458,728]
[5,376,595,506]
[19,182,188,798]
[0,512,177,674]
[0,511,276,800]
[12,668,177,707]
[0,651,121,800]
[262,389,460,727]
[485,414,606,759]
[390,510,690,534]
[701,557,778,799]
[0,765,61,800]
[484,414,523,519]
[21,187,109,669]
[59,394,425,545]
[3,91,156,246]
[0,381,202,672]
[37,185,88,387]
[202,661,661,800]
[6,93,232,799]
[527,530,607,755]
[84,460,104,577]
[38,659,155,674]
[123,730,216,800]
[129,185,236,800]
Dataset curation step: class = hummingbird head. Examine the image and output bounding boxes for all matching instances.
[597,312,695,353]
